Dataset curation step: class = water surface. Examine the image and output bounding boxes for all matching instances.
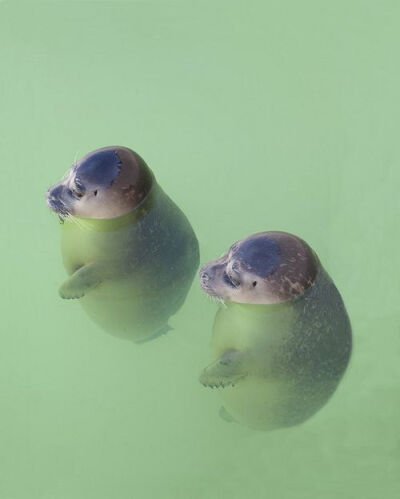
[1,2,399,498]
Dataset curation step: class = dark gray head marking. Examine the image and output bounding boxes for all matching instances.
[74,149,122,187]
[236,237,282,277]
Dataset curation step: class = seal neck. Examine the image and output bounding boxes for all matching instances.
[221,300,290,316]
[61,183,158,232]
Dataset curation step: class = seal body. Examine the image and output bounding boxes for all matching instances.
[199,232,351,430]
[47,146,199,342]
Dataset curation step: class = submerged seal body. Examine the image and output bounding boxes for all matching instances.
[199,232,352,430]
[47,146,199,342]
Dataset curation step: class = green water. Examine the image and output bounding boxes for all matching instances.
[1,1,399,498]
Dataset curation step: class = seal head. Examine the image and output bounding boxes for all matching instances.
[46,146,154,219]
[199,232,319,304]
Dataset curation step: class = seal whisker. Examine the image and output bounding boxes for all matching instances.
[73,150,80,168]
[217,297,227,309]
[60,164,73,181]
[69,214,90,231]
[59,151,80,182]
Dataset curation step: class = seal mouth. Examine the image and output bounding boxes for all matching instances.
[200,270,212,291]
[202,286,222,299]
[199,270,222,299]
[46,195,69,217]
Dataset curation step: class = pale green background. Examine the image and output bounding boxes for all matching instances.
[0,1,399,498]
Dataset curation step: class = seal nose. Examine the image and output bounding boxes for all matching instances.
[200,263,217,290]
[46,184,69,214]
[199,269,210,285]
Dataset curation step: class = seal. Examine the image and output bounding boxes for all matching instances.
[46,146,200,342]
[199,232,352,430]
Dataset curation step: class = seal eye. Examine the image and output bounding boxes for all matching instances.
[93,190,98,196]
[252,281,257,287]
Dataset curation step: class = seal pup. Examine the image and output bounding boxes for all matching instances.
[47,146,199,342]
[199,232,352,430]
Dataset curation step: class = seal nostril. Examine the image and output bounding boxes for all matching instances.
[200,272,209,283]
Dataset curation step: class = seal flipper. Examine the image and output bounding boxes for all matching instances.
[59,262,103,299]
[199,349,248,388]
[136,324,173,343]
[219,406,236,423]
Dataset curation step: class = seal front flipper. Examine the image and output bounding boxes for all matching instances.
[199,349,248,388]
[136,324,173,343]
[219,406,237,423]
[59,262,103,299]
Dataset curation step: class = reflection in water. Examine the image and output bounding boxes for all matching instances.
[199,232,352,430]
[46,146,199,342]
